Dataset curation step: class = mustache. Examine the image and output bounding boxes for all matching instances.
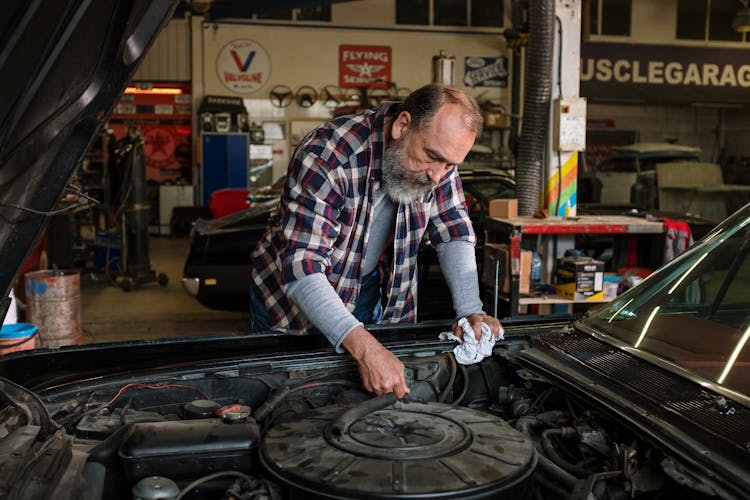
[401,170,433,187]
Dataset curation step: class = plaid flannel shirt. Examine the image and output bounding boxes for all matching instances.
[250,102,475,334]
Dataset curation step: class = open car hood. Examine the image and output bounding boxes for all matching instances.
[0,0,177,318]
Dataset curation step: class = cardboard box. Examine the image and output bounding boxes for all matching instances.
[482,243,531,295]
[483,111,510,128]
[555,282,604,301]
[489,199,518,219]
[519,250,531,295]
[556,257,604,297]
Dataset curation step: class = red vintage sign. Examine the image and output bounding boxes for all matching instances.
[339,45,392,89]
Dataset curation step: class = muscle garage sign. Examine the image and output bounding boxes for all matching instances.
[580,42,750,104]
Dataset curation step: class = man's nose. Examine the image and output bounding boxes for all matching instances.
[425,164,451,184]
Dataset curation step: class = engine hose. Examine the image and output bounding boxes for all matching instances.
[85,425,131,466]
[438,353,458,403]
[516,0,554,216]
[452,364,470,406]
[534,471,572,498]
[514,417,578,488]
[253,386,291,422]
[536,453,577,489]
[330,392,398,437]
[254,379,361,423]
[541,427,594,478]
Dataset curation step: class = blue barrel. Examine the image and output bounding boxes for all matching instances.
[0,323,38,354]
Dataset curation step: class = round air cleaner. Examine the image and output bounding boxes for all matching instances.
[260,400,536,499]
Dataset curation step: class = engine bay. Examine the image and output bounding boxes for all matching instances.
[0,333,737,499]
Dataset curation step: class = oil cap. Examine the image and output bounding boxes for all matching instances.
[216,403,252,424]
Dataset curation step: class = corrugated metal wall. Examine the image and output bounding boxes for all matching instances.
[133,18,191,82]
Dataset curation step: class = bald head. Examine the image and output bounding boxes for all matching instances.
[397,84,483,137]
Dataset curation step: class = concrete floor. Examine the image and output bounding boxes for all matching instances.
[80,236,250,344]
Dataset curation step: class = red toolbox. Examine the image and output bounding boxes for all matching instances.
[209,188,250,218]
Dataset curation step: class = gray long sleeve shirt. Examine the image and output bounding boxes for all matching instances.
[284,190,483,351]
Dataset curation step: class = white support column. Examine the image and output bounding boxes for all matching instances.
[545,0,585,217]
[541,1,585,293]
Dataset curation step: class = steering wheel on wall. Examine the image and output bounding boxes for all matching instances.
[320,85,342,108]
[269,85,294,108]
[295,86,319,108]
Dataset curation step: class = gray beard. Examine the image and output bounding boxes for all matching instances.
[381,141,434,204]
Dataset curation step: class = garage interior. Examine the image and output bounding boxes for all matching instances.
[78,238,249,343]
[5,0,750,348]
[4,2,750,499]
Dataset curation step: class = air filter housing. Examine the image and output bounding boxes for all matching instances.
[261,401,536,499]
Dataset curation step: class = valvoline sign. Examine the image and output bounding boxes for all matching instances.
[216,39,271,94]
[339,45,392,89]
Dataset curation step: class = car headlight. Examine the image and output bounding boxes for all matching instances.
[181,277,200,297]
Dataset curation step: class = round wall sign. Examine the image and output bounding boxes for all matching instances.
[216,39,271,94]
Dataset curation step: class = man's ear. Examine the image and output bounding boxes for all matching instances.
[390,111,411,140]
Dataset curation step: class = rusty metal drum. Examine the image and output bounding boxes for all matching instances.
[25,270,82,348]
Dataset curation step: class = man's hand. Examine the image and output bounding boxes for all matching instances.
[341,326,411,399]
[452,313,503,341]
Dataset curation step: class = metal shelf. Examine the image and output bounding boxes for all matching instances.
[517,294,610,305]
[484,214,665,236]
[484,215,665,317]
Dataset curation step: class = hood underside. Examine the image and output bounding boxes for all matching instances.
[0,0,177,315]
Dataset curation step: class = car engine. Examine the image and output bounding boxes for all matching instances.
[0,335,732,499]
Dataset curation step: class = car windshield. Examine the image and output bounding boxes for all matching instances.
[579,203,750,398]
[598,157,637,173]
[465,177,515,200]
[639,154,699,172]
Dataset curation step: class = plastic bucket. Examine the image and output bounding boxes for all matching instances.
[25,270,82,348]
[0,323,38,355]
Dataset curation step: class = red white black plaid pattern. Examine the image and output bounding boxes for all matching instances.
[250,102,475,334]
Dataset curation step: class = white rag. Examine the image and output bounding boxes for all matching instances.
[438,317,504,365]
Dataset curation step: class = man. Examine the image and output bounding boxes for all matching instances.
[251,84,502,399]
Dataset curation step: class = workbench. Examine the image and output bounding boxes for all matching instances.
[483,214,666,317]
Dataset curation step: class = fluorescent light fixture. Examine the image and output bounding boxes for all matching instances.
[124,87,183,95]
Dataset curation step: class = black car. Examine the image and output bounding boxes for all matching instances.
[1,2,749,499]
[181,198,279,311]
[578,142,702,209]
[4,206,750,498]
[182,167,516,318]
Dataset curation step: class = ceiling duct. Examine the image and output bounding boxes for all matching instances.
[515,0,554,216]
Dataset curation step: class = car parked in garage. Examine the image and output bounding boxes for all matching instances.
[1,1,749,499]
[181,198,278,311]
[579,142,702,209]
